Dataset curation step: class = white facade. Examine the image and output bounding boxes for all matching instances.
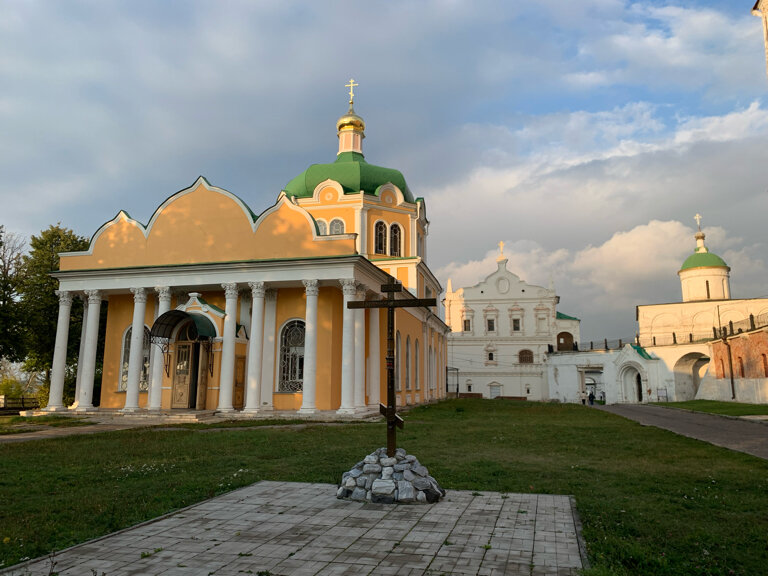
[546,345,671,404]
[636,226,768,401]
[444,255,580,400]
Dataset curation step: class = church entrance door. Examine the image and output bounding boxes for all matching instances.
[172,342,200,409]
[636,374,643,402]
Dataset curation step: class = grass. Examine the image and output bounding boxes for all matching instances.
[0,415,93,435]
[1,399,766,575]
[658,399,768,417]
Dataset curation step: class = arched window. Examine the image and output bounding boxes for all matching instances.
[374,221,387,254]
[405,336,411,390]
[316,220,327,235]
[763,354,768,377]
[279,320,305,392]
[519,349,534,364]
[119,326,151,392]
[395,331,401,391]
[389,224,402,257]
[329,219,345,235]
[429,346,435,389]
[414,339,420,390]
[738,357,745,378]
[488,352,494,362]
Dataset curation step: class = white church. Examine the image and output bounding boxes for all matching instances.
[443,245,580,400]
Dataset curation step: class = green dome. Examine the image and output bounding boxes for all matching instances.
[283,151,414,203]
[680,251,729,271]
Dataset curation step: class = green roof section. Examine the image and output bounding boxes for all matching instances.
[283,151,414,203]
[631,344,652,360]
[679,251,729,271]
[556,311,580,321]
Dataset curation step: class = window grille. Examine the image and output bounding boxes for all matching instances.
[519,349,534,364]
[329,219,345,235]
[390,224,401,257]
[374,221,387,254]
[119,326,151,392]
[279,320,305,392]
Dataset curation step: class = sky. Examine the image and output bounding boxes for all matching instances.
[1,1,767,341]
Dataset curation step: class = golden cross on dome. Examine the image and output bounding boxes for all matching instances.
[345,78,358,104]
[498,241,505,257]
[694,213,702,231]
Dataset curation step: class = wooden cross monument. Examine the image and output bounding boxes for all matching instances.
[348,282,437,457]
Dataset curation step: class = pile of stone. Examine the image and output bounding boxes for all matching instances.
[337,447,445,504]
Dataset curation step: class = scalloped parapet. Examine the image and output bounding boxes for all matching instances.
[59,177,357,271]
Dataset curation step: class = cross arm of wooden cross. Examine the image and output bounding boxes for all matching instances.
[380,403,404,429]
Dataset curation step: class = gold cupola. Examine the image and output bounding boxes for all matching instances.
[337,78,365,155]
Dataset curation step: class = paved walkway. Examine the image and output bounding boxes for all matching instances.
[599,404,768,460]
[0,422,142,443]
[3,482,585,576]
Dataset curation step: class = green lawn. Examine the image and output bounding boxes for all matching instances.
[659,399,768,416]
[1,399,766,575]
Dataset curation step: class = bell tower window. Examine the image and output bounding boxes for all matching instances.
[390,224,402,257]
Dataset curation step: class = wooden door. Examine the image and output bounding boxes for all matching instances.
[172,343,192,408]
[234,355,246,410]
[195,343,209,410]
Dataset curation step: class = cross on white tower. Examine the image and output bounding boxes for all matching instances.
[694,213,702,231]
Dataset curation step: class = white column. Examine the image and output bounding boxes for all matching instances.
[354,286,366,410]
[70,295,89,409]
[244,281,265,413]
[76,290,102,412]
[422,323,429,401]
[260,289,277,410]
[122,288,147,412]
[337,278,357,414]
[148,286,171,411]
[299,280,319,414]
[217,283,238,412]
[46,290,73,411]
[367,307,380,407]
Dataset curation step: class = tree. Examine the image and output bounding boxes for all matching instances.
[18,224,89,386]
[0,226,26,362]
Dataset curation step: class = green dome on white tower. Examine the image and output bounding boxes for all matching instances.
[677,214,731,302]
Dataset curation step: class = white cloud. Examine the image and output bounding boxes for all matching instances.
[437,220,767,340]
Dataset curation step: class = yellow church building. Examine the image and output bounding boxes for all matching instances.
[45,87,449,415]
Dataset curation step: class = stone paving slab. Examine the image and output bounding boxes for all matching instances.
[2,482,586,576]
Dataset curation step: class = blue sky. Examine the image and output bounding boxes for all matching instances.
[2,1,767,341]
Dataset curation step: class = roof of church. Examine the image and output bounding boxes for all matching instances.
[679,251,728,271]
[556,311,580,321]
[631,344,652,360]
[283,151,415,203]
